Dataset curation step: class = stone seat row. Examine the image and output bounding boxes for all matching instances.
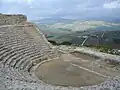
[0,24,120,90]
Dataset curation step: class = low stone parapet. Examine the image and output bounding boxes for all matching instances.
[0,14,27,25]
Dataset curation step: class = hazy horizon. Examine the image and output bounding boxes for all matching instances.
[0,0,120,21]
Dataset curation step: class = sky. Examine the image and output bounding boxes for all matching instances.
[0,0,120,20]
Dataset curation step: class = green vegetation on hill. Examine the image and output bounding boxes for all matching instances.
[36,20,120,52]
[48,40,72,45]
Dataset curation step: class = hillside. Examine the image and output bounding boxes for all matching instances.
[37,20,120,31]
[36,20,120,49]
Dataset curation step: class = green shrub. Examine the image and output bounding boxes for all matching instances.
[48,40,57,45]
[60,41,72,45]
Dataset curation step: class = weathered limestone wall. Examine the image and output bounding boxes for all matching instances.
[0,14,27,25]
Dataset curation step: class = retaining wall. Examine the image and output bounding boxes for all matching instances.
[0,14,27,25]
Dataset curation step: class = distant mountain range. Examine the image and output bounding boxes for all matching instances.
[33,18,75,24]
[33,17,120,24]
